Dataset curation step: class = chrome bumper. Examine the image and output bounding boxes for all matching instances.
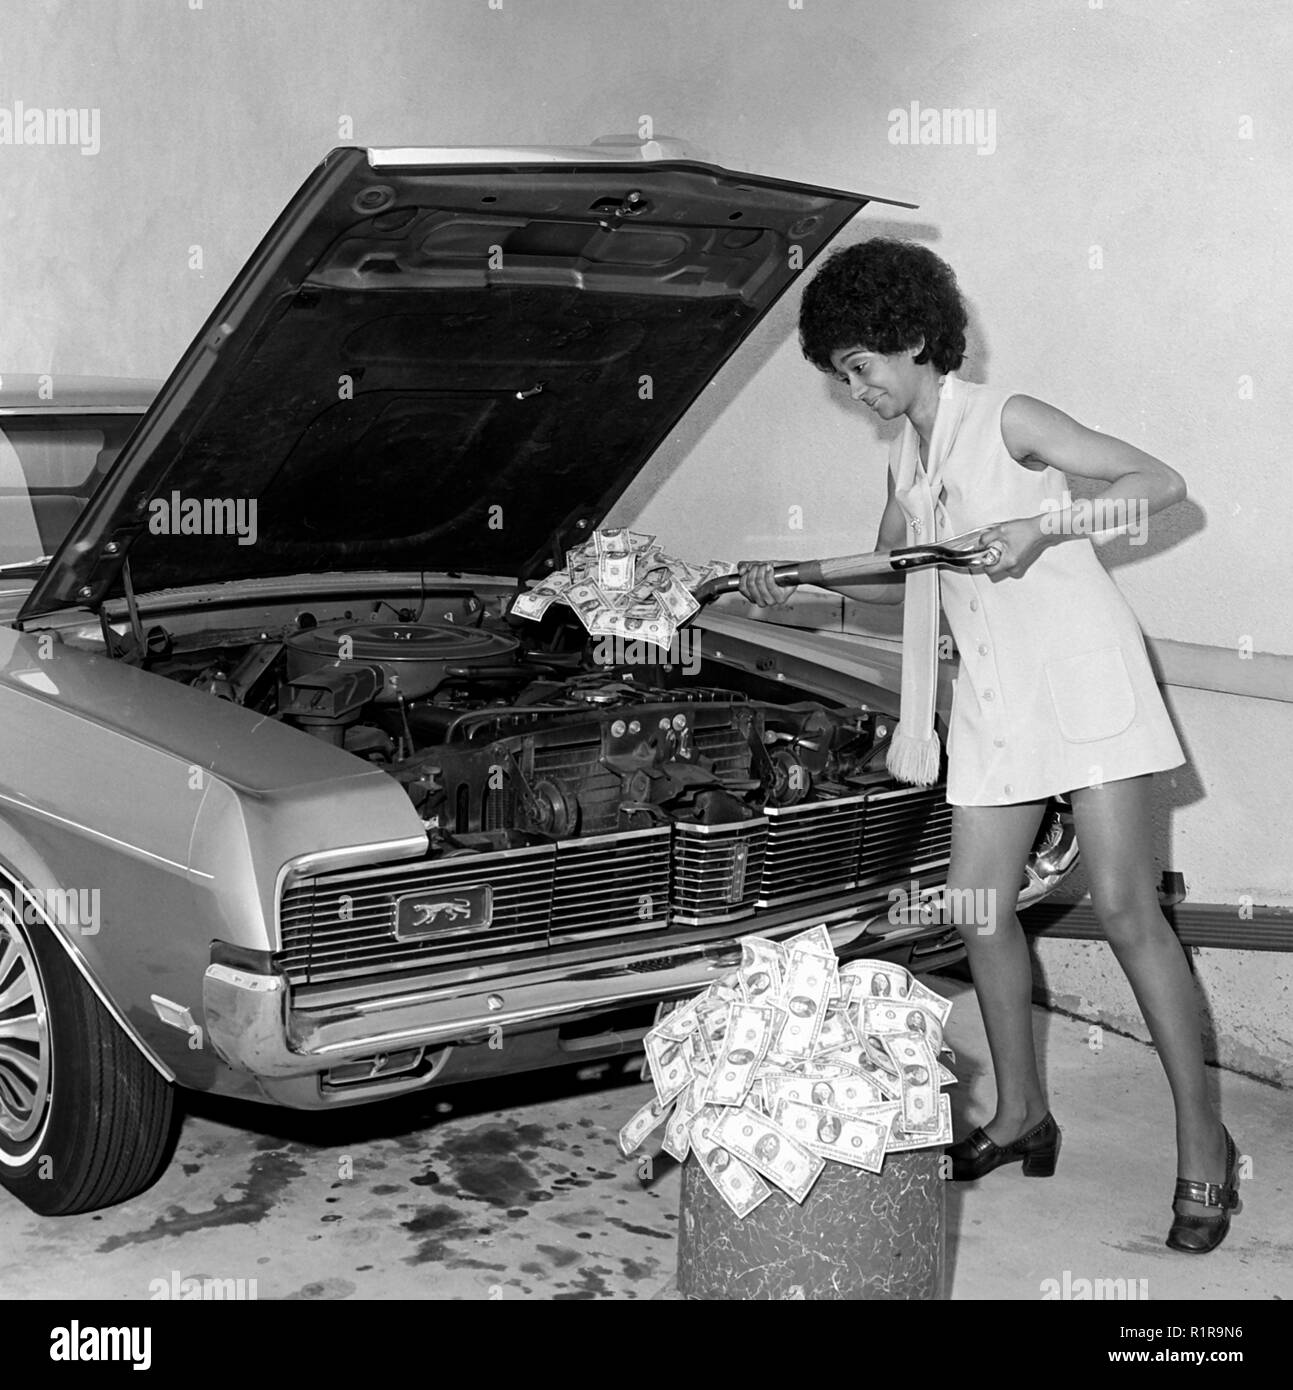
[202,910,916,1080]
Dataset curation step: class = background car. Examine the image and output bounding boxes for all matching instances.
[0,142,1077,1215]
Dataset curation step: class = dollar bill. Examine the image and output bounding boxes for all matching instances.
[688,1024,716,1073]
[662,1104,688,1163]
[775,946,837,1059]
[588,609,625,638]
[743,1075,769,1116]
[662,1076,706,1162]
[618,1095,672,1156]
[707,1004,778,1106]
[839,959,911,1001]
[643,1030,693,1106]
[816,1006,859,1054]
[772,1099,889,1173]
[763,1068,888,1114]
[906,976,954,1025]
[857,1100,904,1139]
[714,1107,824,1203]
[882,1032,941,1133]
[594,527,632,556]
[708,976,744,1006]
[637,562,674,591]
[566,555,594,585]
[860,998,944,1053]
[785,923,836,956]
[738,934,786,1004]
[510,589,556,620]
[860,1028,900,1070]
[598,552,635,592]
[566,581,609,622]
[691,1107,773,1218]
[636,620,676,653]
[658,577,700,624]
[511,535,748,655]
[652,994,703,1041]
[885,1093,954,1151]
[624,596,666,623]
[697,996,733,1038]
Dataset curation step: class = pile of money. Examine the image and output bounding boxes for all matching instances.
[618,924,957,1219]
[510,527,734,655]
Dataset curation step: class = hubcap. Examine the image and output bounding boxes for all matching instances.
[0,895,51,1148]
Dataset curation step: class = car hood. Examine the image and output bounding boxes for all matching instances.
[20,144,907,621]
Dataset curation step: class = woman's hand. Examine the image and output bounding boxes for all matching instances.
[736,560,798,607]
[974,516,1052,580]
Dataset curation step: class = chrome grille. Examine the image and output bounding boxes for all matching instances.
[277,780,958,987]
[855,784,954,890]
[671,819,768,925]
[278,843,554,985]
[757,793,869,907]
[550,829,671,942]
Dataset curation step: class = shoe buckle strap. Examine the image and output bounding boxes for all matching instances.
[965,1128,997,1158]
[1173,1177,1239,1210]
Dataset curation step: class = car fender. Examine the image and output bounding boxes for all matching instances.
[0,625,425,1089]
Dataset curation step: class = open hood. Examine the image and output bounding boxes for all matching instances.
[21,143,911,620]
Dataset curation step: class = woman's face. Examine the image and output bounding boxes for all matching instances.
[828,342,928,419]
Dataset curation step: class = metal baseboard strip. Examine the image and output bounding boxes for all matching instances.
[1023,900,1293,953]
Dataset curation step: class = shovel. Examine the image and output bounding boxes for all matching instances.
[692,536,1002,604]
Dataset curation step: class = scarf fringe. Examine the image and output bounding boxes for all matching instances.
[886,728,942,787]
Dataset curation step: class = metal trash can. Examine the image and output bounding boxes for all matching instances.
[676,1146,945,1300]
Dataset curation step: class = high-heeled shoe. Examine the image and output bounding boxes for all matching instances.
[1166,1126,1241,1254]
[946,1112,1060,1181]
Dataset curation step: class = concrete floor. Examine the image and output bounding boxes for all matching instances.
[0,973,1288,1300]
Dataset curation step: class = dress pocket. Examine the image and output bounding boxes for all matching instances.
[1044,645,1137,743]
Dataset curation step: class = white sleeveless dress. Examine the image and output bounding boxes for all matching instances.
[890,375,1186,807]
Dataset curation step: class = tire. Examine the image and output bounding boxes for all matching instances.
[0,883,175,1215]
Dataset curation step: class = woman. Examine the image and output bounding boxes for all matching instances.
[738,239,1239,1253]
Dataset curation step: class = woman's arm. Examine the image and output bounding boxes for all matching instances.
[977,395,1187,578]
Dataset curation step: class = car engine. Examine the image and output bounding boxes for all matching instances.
[132,593,1071,983]
[156,605,888,845]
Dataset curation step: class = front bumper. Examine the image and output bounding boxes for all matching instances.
[202,905,953,1105]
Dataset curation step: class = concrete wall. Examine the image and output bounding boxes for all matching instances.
[2,0,1288,1071]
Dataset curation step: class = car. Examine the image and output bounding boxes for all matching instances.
[0,139,1079,1215]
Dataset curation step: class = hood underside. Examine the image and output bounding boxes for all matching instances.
[21,146,899,620]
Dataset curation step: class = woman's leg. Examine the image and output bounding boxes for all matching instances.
[945,798,1051,1144]
[1067,774,1226,1218]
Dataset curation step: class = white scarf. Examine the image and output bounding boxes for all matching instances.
[885,373,969,787]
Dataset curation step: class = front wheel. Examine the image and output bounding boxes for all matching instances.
[0,882,175,1215]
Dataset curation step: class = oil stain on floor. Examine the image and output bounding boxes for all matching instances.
[0,1059,678,1300]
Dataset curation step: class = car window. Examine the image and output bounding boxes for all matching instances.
[0,415,140,565]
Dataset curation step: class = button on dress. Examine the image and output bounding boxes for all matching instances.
[891,376,1186,806]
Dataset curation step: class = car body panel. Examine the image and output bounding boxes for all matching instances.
[0,614,427,1084]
